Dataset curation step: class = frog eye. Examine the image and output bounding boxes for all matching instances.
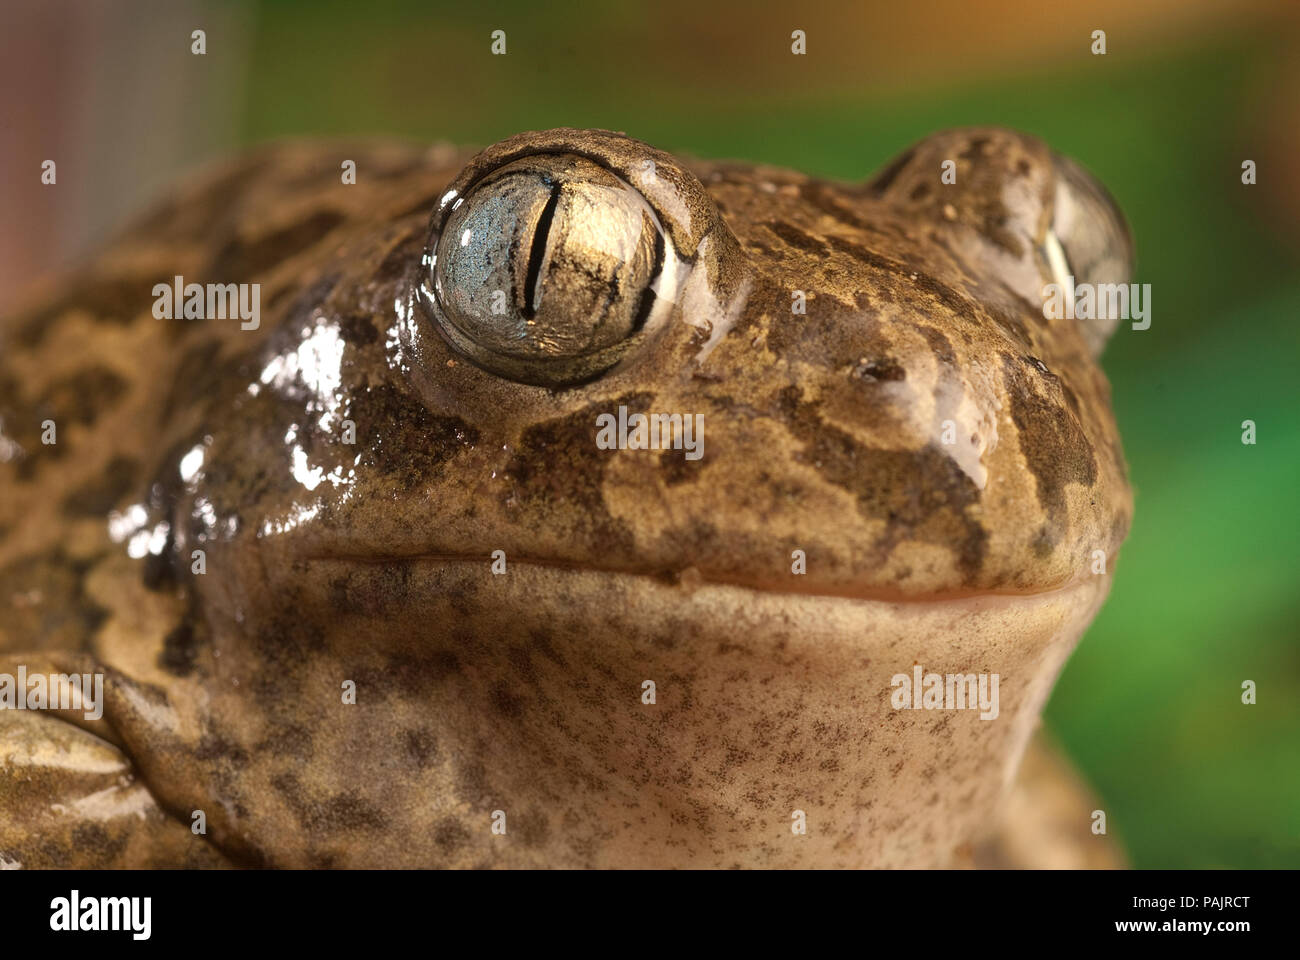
[422,154,678,387]
[1046,153,1135,356]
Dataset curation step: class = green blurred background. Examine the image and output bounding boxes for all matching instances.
[5,0,1297,867]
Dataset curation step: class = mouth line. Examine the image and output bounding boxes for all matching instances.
[304,550,1099,606]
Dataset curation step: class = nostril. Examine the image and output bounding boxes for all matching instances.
[852,357,906,382]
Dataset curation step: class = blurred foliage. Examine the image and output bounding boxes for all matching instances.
[238,0,1299,867]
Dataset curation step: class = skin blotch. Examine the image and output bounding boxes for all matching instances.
[492,682,526,718]
[207,209,348,282]
[158,620,201,677]
[403,727,439,768]
[71,821,129,865]
[194,733,252,767]
[501,393,649,551]
[776,386,988,580]
[434,818,470,854]
[517,808,552,849]
[256,723,315,762]
[16,277,154,347]
[328,562,414,617]
[765,220,830,256]
[851,356,906,382]
[250,603,328,671]
[38,366,129,427]
[60,455,139,516]
[658,449,697,487]
[823,234,983,328]
[318,792,391,832]
[338,311,380,347]
[0,550,108,653]
[161,339,225,416]
[916,324,956,365]
[349,384,479,488]
[999,351,1099,540]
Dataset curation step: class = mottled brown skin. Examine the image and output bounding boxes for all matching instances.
[0,128,1132,868]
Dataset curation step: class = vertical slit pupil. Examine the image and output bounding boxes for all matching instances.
[630,219,665,333]
[522,180,562,320]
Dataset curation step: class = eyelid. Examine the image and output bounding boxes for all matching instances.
[428,129,726,261]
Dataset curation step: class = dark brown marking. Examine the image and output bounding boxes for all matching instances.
[916,325,956,365]
[195,732,251,768]
[434,818,469,854]
[349,384,479,489]
[868,148,916,195]
[492,682,525,719]
[268,774,388,833]
[658,449,697,487]
[501,394,648,556]
[338,312,379,348]
[517,808,552,849]
[777,387,987,579]
[72,822,129,866]
[320,792,390,831]
[976,198,1023,257]
[207,210,346,282]
[36,366,128,427]
[161,340,223,419]
[60,455,138,516]
[765,220,828,257]
[158,621,200,677]
[257,723,315,761]
[16,278,154,347]
[999,351,1098,542]
[0,549,108,653]
[823,234,981,326]
[403,728,439,769]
